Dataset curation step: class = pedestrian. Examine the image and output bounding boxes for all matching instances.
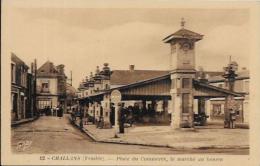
[84,108,88,125]
[110,105,115,126]
[50,107,53,116]
[60,105,64,117]
[118,106,126,133]
[230,109,236,129]
[57,105,63,117]
[48,106,52,116]
[53,107,55,116]
[79,107,84,128]
[44,106,47,116]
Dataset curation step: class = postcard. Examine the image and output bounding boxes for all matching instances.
[1,0,260,165]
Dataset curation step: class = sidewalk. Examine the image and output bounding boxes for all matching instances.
[11,116,39,127]
[72,118,249,150]
[207,121,249,129]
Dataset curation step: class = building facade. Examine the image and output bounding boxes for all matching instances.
[11,53,36,122]
[36,61,67,111]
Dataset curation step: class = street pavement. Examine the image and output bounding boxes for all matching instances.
[11,115,248,154]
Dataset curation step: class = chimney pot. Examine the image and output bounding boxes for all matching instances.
[129,65,135,71]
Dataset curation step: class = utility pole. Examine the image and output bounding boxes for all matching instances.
[67,70,73,86]
[70,70,72,86]
[223,57,238,128]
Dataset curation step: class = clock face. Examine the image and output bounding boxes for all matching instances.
[182,42,191,51]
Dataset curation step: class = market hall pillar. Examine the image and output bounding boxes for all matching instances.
[163,18,203,129]
[197,97,207,125]
[170,74,195,129]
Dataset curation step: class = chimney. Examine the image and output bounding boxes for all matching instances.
[57,64,65,74]
[129,65,135,71]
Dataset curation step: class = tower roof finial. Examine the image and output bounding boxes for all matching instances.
[181,17,185,29]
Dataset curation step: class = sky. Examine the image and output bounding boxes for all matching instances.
[4,2,250,88]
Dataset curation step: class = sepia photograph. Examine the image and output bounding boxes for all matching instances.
[1,0,260,165]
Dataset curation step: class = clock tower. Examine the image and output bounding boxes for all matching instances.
[163,18,203,129]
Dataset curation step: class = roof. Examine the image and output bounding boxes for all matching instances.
[104,74,243,98]
[193,79,244,97]
[109,74,170,92]
[37,61,58,73]
[163,28,203,43]
[11,53,29,68]
[110,70,170,85]
[237,70,250,78]
[195,71,224,79]
[37,61,66,78]
[83,69,246,99]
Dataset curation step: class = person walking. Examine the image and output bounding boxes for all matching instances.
[230,109,236,129]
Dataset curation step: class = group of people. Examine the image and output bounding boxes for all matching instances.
[42,105,64,117]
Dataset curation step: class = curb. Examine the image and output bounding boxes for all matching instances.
[70,118,249,150]
[207,122,249,129]
[69,118,97,142]
[98,140,249,150]
[11,116,39,127]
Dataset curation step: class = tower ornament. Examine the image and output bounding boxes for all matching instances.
[181,17,186,29]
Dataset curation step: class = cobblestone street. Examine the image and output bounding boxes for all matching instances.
[11,116,248,154]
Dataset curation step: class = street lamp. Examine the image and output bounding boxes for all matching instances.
[223,60,238,91]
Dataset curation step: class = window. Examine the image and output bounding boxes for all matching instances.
[11,64,16,83]
[41,81,49,93]
[182,78,190,88]
[105,84,109,90]
[182,94,190,113]
[212,104,222,116]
